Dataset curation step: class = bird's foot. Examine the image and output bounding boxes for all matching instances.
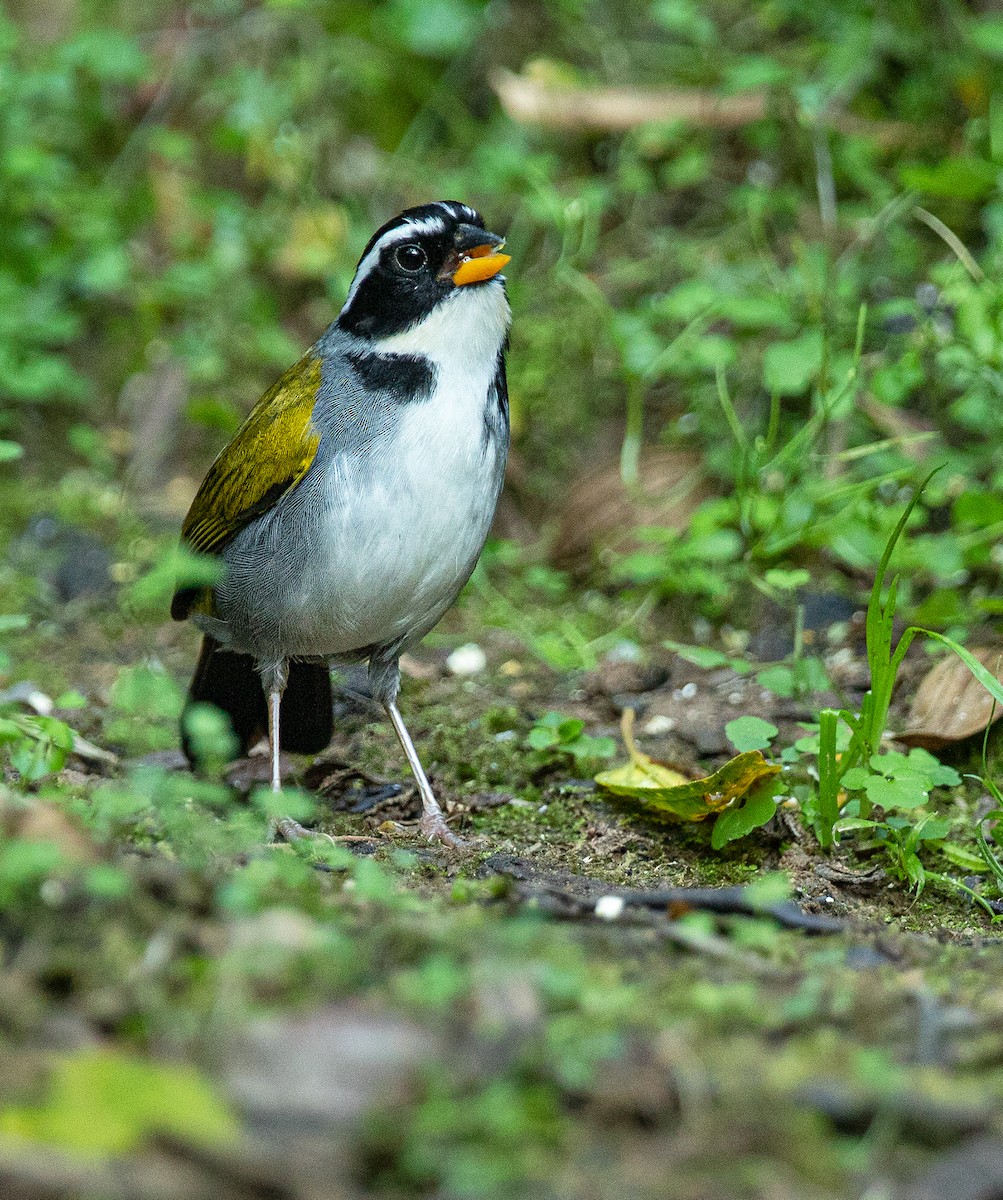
[273,816,339,846]
[418,808,469,849]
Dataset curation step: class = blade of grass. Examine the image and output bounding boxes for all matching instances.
[815,708,841,848]
[975,819,1003,890]
[925,871,998,918]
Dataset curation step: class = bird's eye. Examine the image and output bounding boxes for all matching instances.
[394,243,427,273]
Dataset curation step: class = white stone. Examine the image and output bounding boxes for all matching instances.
[594,895,626,921]
[447,643,487,675]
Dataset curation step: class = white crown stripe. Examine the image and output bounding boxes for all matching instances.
[435,201,479,223]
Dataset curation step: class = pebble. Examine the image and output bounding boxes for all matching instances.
[605,640,643,664]
[446,643,487,675]
[595,895,626,921]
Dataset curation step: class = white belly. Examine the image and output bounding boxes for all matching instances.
[273,364,502,657]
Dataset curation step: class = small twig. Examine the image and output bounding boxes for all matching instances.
[615,885,847,934]
[493,69,769,131]
[508,875,847,934]
[492,69,917,146]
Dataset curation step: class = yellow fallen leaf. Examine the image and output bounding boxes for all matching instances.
[596,710,780,822]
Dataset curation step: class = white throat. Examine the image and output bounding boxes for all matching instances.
[372,280,510,369]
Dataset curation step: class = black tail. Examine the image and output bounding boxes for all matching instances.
[181,636,333,763]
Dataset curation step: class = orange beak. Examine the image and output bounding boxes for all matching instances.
[452,242,511,286]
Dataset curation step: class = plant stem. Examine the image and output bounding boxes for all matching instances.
[815,708,840,849]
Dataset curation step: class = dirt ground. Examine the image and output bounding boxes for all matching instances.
[4,594,1003,1200]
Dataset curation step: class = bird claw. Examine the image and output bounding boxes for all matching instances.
[419,810,469,849]
[274,817,338,846]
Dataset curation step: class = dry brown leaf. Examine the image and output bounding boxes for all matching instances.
[0,791,100,863]
[898,647,1003,749]
[551,448,714,574]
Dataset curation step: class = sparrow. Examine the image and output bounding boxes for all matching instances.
[171,201,511,846]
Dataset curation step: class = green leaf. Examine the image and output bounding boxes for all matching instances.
[0,1048,239,1156]
[914,817,951,841]
[899,156,999,202]
[651,0,716,44]
[711,778,780,848]
[181,703,239,768]
[664,642,733,670]
[940,842,987,873]
[862,774,928,811]
[0,840,65,903]
[251,785,317,825]
[742,870,792,909]
[556,718,586,741]
[83,865,132,901]
[0,440,23,463]
[124,546,225,615]
[911,751,960,788]
[755,665,795,697]
[9,716,75,781]
[901,849,925,889]
[762,329,824,396]
[106,666,184,753]
[527,726,560,750]
[792,656,831,695]
[725,716,779,753]
[382,0,481,56]
[763,568,810,592]
[61,30,148,81]
[867,748,960,790]
[565,734,617,761]
[970,16,1003,57]
[953,490,1003,528]
[833,817,881,834]
[109,666,183,722]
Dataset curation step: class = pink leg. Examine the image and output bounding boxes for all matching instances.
[385,700,466,848]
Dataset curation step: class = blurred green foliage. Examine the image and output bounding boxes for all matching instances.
[1,11,1003,1193]
[0,0,1000,638]
[0,1047,239,1156]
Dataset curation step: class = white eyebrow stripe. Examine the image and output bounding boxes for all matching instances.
[341,216,448,311]
[402,215,448,237]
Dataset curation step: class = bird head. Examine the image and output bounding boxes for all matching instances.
[336,201,510,344]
